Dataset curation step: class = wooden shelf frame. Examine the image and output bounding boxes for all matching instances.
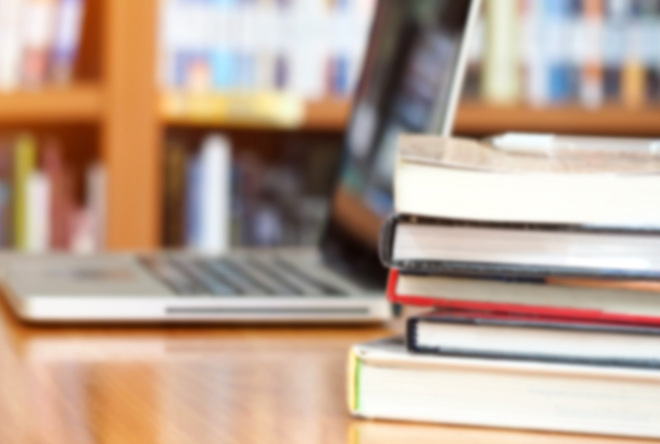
[456,102,660,136]
[161,96,660,136]
[0,84,102,123]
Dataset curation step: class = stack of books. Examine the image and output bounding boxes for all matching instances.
[349,135,660,439]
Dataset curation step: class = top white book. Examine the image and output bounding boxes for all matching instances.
[395,134,660,228]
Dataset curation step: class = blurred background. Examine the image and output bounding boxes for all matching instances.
[0,0,658,255]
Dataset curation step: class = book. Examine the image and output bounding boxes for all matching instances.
[49,0,86,84]
[21,0,58,87]
[349,421,646,444]
[407,308,660,368]
[0,144,13,248]
[25,170,50,251]
[85,162,106,251]
[198,134,231,255]
[42,141,72,250]
[162,138,188,247]
[394,135,660,227]
[0,0,25,90]
[379,213,660,280]
[349,336,660,439]
[580,0,605,107]
[13,134,37,250]
[185,152,201,250]
[482,0,520,104]
[388,269,660,326]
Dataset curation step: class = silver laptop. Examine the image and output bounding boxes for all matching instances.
[0,0,482,323]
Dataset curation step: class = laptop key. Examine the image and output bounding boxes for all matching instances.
[272,258,347,296]
[227,257,300,296]
[169,258,237,296]
[141,257,206,295]
[203,259,267,295]
[249,258,325,296]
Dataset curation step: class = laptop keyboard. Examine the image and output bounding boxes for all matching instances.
[141,255,347,297]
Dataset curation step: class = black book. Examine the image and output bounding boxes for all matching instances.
[407,308,660,368]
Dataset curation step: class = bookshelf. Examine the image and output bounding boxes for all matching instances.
[10,0,660,251]
[0,0,160,251]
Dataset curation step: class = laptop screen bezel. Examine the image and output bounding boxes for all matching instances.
[318,0,483,289]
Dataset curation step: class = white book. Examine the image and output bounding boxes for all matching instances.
[395,135,660,227]
[25,171,50,252]
[482,0,519,104]
[0,0,26,90]
[21,0,58,87]
[349,336,660,439]
[198,134,231,255]
[523,0,549,106]
[85,162,106,251]
[50,0,86,84]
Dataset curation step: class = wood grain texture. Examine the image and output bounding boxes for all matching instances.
[0,298,653,444]
[102,0,161,250]
[207,98,660,137]
[0,85,102,122]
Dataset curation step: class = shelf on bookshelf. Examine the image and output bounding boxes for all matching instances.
[0,84,102,123]
[455,102,660,136]
[161,94,660,136]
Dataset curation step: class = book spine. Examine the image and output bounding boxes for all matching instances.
[580,0,605,107]
[388,270,660,327]
[0,143,13,248]
[163,138,188,247]
[0,0,25,90]
[603,0,627,101]
[25,170,50,252]
[524,0,551,105]
[482,0,520,104]
[13,134,37,250]
[622,0,645,107]
[377,213,400,269]
[21,0,58,88]
[43,142,73,250]
[49,0,86,84]
[198,134,232,255]
[85,162,106,251]
[185,153,201,250]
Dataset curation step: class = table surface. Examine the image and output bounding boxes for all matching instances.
[0,298,653,444]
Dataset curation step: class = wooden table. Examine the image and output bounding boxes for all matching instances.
[0,298,652,444]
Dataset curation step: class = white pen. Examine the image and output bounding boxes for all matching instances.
[490,132,660,156]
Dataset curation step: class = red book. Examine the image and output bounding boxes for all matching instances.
[388,269,660,327]
[42,141,74,250]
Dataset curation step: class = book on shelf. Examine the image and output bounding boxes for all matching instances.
[163,138,188,248]
[464,0,660,108]
[0,0,86,90]
[348,336,660,439]
[482,0,520,104]
[407,308,660,367]
[159,0,375,99]
[163,133,338,250]
[0,132,105,252]
[197,135,231,255]
[13,134,37,251]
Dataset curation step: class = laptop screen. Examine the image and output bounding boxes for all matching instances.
[320,0,477,288]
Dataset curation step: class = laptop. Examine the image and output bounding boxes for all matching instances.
[0,0,482,323]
